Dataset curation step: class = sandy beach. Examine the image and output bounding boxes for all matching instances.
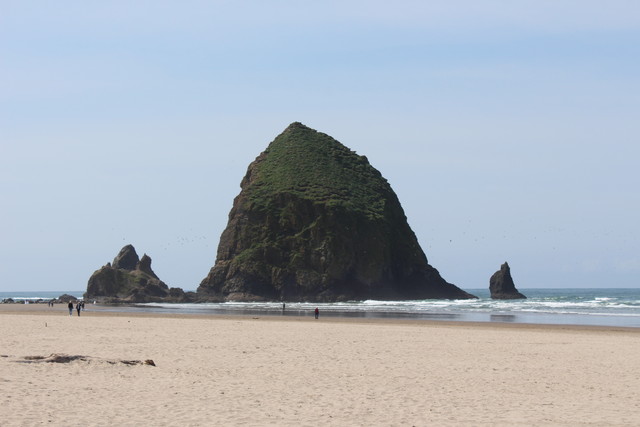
[1,304,639,426]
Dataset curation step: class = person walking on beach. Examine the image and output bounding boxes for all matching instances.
[68,301,73,316]
[76,302,81,316]
[314,307,319,319]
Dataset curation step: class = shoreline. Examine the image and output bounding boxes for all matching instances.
[2,303,639,333]
[3,288,640,329]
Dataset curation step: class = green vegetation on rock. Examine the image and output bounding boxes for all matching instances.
[246,122,388,220]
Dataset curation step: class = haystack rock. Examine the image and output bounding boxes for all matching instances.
[85,245,193,303]
[197,122,476,302]
[489,262,526,299]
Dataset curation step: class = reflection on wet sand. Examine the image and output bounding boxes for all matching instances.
[92,300,639,328]
[490,314,517,322]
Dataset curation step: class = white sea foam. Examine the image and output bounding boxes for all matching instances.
[5,289,640,327]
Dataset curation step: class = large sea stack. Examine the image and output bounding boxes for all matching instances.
[198,122,475,302]
[85,245,192,303]
[489,262,526,299]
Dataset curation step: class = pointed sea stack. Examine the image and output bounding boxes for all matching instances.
[198,122,475,302]
[85,245,193,303]
[489,262,526,299]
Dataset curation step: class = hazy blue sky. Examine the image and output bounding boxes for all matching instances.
[1,1,638,293]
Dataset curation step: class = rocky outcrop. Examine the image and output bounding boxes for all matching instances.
[489,262,526,299]
[137,254,158,278]
[112,245,139,270]
[197,122,476,302]
[85,245,195,303]
[56,294,78,303]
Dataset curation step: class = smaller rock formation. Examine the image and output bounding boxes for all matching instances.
[56,294,77,303]
[112,246,139,270]
[489,262,526,299]
[85,245,194,303]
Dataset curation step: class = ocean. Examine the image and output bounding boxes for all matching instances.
[2,288,640,328]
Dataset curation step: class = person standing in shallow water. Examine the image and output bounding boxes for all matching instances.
[314,307,319,319]
[68,301,73,316]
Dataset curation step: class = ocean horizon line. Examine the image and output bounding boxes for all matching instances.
[1,286,639,295]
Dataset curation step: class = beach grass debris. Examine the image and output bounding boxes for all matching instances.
[15,353,155,366]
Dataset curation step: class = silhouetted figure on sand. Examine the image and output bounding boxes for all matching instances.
[314,307,319,319]
[68,301,73,316]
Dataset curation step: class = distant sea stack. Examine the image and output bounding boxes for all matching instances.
[197,122,476,302]
[85,245,193,303]
[489,262,526,299]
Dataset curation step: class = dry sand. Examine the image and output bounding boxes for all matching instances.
[1,304,639,426]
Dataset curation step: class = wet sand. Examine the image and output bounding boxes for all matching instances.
[2,304,639,426]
